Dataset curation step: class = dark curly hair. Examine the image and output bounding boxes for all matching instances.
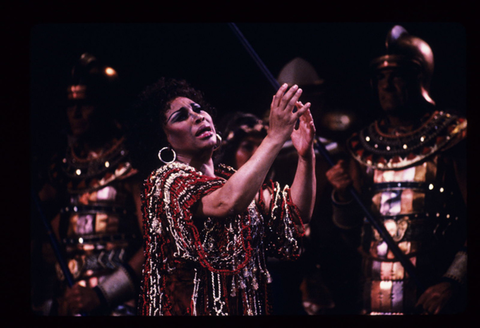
[214,112,267,169]
[127,77,217,176]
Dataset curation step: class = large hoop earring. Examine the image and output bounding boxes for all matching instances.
[158,146,176,164]
[214,133,222,150]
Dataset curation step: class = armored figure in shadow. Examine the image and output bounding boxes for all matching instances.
[325,26,467,315]
[33,53,144,316]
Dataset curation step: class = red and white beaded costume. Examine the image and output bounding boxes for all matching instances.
[139,162,305,315]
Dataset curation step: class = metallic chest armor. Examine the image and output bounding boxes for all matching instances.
[51,137,141,285]
[347,111,466,314]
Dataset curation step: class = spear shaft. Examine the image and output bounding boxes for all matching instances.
[227,22,425,293]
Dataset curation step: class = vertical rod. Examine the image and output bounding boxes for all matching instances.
[227,22,425,293]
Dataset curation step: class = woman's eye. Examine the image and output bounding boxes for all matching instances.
[172,110,188,122]
[191,103,202,113]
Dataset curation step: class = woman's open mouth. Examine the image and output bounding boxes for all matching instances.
[195,125,213,139]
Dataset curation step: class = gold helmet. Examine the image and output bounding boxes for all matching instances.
[67,53,119,105]
[370,25,435,105]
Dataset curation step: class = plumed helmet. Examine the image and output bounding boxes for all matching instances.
[370,25,435,105]
[67,53,119,105]
[277,57,325,87]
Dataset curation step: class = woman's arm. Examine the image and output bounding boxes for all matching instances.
[197,84,311,218]
[289,108,316,223]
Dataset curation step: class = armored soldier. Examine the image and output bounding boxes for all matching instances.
[325,25,467,315]
[33,53,144,316]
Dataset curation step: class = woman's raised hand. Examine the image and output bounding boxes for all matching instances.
[291,102,315,159]
[268,84,311,143]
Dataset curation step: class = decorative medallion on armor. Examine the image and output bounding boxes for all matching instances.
[347,111,466,170]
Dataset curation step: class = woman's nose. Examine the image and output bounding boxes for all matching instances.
[192,112,205,123]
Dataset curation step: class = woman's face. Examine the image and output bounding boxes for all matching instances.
[235,135,263,169]
[163,96,217,157]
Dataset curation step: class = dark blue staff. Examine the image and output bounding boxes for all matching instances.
[227,22,425,293]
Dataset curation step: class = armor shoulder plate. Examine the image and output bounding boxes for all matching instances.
[347,111,466,170]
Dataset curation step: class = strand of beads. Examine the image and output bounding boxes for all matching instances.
[211,272,227,315]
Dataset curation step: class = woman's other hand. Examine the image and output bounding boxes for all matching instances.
[291,103,315,159]
[268,84,309,143]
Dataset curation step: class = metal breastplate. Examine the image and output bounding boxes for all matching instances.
[360,158,455,314]
[349,111,466,314]
[53,138,141,285]
[59,181,140,281]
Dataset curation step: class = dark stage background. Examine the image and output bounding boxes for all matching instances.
[30,22,466,176]
[21,20,477,326]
